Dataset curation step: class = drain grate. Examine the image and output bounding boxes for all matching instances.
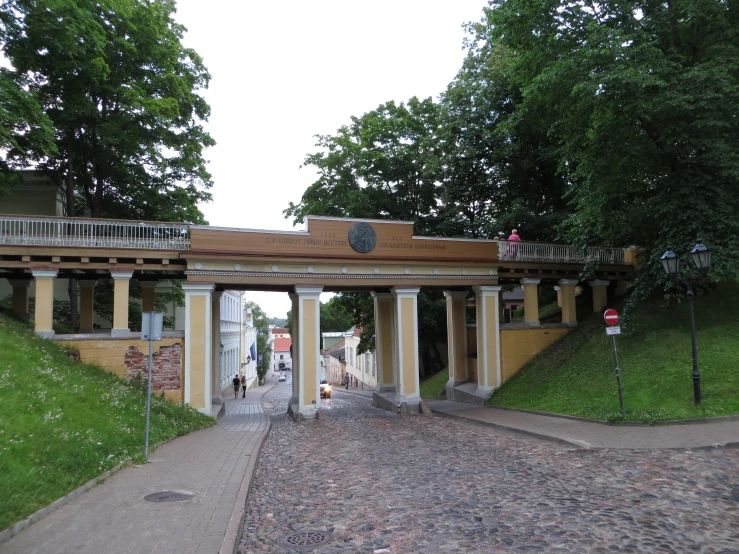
[277,531,333,551]
[143,491,194,503]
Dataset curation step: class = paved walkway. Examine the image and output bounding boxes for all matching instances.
[425,399,739,449]
[0,379,273,554]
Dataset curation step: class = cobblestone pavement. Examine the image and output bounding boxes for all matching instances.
[240,384,739,554]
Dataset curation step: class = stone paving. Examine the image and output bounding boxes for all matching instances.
[240,384,739,553]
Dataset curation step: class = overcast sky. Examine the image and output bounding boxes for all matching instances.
[174,0,487,318]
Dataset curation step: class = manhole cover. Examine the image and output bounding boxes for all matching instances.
[277,531,333,551]
[143,491,194,503]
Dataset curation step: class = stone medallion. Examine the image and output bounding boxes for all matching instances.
[348,222,377,253]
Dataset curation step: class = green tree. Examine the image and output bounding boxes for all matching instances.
[285,97,443,234]
[0,0,214,220]
[482,0,739,293]
[245,300,272,385]
[0,69,56,196]
[320,296,353,334]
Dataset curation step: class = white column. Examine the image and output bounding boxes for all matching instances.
[211,290,223,403]
[288,292,300,405]
[391,287,421,407]
[443,290,469,387]
[183,283,214,414]
[472,285,502,399]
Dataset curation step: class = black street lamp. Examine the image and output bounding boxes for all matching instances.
[660,240,711,405]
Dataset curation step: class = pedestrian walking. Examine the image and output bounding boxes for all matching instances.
[232,374,240,399]
[343,373,350,390]
[241,374,247,398]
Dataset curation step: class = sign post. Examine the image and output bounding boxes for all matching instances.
[603,309,625,417]
[141,312,163,461]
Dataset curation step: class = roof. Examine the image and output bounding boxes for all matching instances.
[271,327,289,334]
[273,337,292,353]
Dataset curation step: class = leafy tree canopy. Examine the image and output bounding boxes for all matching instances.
[245,300,272,384]
[0,0,214,221]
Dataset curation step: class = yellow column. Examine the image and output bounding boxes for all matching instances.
[8,278,31,321]
[31,269,57,338]
[140,281,157,312]
[211,290,223,402]
[559,279,579,326]
[590,280,610,313]
[521,278,541,327]
[183,283,213,413]
[110,270,133,336]
[295,286,322,418]
[288,292,300,406]
[371,292,395,392]
[78,280,97,333]
[472,286,502,399]
[391,287,421,407]
[554,286,562,307]
[443,290,469,386]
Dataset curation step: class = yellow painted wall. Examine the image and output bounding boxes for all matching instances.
[500,328,569,382]
[56,337,185,403]
[189,296,206,409]
[301,299,318,406]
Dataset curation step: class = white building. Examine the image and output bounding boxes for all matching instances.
[272,337,292,371]
[219,291,243,394]
[343,328,377,390]
[241,308,258,388]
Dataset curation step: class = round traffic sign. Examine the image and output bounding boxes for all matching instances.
[603,309,619,325]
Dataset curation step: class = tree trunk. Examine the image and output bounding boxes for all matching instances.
[66,140,78,331]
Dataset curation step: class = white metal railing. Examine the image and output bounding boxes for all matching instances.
[0,214,190,250]
[497,241,628,265]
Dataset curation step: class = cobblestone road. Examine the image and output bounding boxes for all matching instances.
[240,383,739,553]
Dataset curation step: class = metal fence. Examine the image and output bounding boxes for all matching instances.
[0,215,191,250]
[497,241,627,265]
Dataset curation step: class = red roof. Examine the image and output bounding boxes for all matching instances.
[273,337,292,353]
[271,327,289,334]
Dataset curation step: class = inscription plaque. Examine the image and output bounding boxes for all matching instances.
[348,222,377,253]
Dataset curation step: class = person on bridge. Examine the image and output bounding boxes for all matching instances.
[232,375,240,399]
[507,229,521,257]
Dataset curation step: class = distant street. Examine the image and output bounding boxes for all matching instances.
[240,382,739,553]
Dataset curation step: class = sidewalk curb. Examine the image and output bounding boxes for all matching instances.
[430,408,584,450]
[491,405,739,427]
[220,379,277,554]
[0,433,184,547]
[219,420,271,554]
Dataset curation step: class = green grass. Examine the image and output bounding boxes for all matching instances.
[420,368,449,399]
[0,313,215,531]
[489,283,739,422]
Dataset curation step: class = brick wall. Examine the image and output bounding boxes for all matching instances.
[124,342,182,391]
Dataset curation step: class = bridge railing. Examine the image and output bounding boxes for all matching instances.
[497,240,628,265]
[0,214,191,250]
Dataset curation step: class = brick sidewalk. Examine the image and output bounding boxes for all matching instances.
[0,382,272,554]
[426,400,739,449]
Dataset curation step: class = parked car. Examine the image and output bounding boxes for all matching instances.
[320,378,331,399]
[278,373,286,382]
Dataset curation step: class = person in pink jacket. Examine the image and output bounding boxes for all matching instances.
[507,229,521,257]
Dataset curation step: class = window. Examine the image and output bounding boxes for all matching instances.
[280,354,283,360]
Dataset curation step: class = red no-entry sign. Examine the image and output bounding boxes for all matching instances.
[603,309,619,326]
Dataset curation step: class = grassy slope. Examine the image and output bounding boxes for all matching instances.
[489,283,739,422]
[420,368,448,399]
[0,313,214,530]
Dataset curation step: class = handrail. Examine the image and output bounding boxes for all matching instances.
[497,240,628,265]
[0,215,191,250]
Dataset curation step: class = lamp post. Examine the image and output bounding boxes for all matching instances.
[660,240,712,406]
